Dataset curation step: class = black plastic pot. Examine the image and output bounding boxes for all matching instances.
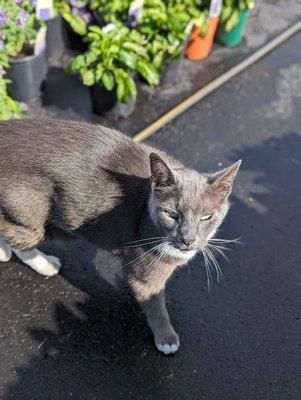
[90,84,136,119]
[7,51,46,102]
[160,56,183,87]
[45,15,64,62]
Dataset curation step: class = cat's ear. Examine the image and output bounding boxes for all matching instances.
[209,160,241,199]
[150,153,175,188]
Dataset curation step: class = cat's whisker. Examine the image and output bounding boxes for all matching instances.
[209,237,241,244]
[201,249,211,293]
[207,243,229,262]
[121,236,166,246]
[205,246,223,283]
[211,244,231,251]
[122,242,167,268]
[122,238,166,249]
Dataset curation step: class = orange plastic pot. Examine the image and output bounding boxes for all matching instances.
[185,17,219,61]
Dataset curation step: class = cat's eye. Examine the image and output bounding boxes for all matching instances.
[200,214,212,221]
[165,210,178,220]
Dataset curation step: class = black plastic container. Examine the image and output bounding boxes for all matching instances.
[7,52,46,102]
[46,15,64,62]
[160,56,183,87]
[90,84,136,119]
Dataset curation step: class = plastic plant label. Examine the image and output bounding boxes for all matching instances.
[102,23,116,33]
[209,0,222,18]
[36,0,54,21]
[34,26,47,55]
[128,0,144,28]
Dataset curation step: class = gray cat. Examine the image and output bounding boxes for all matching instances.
[0,119,240,355]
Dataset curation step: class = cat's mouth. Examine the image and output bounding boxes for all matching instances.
[172,242,198,253]
[166,243,197,259]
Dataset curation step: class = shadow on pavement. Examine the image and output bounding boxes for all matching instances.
[2,133,300,399]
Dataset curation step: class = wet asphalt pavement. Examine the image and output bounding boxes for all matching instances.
[1,33,301,400]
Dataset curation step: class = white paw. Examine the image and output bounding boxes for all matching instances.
[42,255,62,277]
[0,238,12,262]
[156,339,180,355]
[14,248,62,277]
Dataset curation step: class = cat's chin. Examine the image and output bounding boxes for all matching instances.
[162,243,197,260]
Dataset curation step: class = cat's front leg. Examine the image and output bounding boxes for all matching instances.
[131,281,180,355]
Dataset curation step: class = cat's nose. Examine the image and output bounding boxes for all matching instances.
[179,235,195,248]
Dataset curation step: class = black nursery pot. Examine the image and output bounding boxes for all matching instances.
[160,56,183,87]
[89,84,136,119]
[7,51,46,102]
[45,15,64,62]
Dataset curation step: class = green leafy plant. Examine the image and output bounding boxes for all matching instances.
[220,0,255,31]
[0,67,22,121]
[0,0,43,120]
[68,23,159,102]
[54,0,91,35]
[89,0,130,24]
[142,0,208,68]
[0,0,43,60]
[89,0,209,73]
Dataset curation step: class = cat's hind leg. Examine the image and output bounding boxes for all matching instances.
[0,218,61,277]
[0,235,12,262]
[0,182,61,276]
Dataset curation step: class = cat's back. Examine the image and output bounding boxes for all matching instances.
[0,119,150,178]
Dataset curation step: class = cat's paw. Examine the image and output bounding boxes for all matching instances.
[155,334,180,355]
[0,238,12,262]
[42,255,62,277]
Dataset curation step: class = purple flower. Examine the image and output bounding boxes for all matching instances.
[0,38,4,49]
[18,9,29,29]
[81,11,92,24]
[71,6,91,23]
[69,0,86,8]
[71,7,80,16]
[0,12,8,27]
[31,0,38,6]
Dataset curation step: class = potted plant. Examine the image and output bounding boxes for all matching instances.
[68,23,159,117]
[0,0,46,102]
[90,0,197,86]
[215,0,255,47]
[0,66,22,120]
[185,0,222,61]
[138,0,188,86]
[54,0,92,51]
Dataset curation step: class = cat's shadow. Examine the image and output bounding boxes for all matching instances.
[29,236,182,396]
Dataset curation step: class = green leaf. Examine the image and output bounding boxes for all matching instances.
[89,25,104,36]
[102,71,115,91]
[124,74,137,100]
[116,78,125,102]
[82,70,95,86]
[122,42,148,58]
[95,65,104,82]
[119,50,137,70]
[137,60,160,86]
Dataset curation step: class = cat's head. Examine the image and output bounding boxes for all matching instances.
[148,153,241,261]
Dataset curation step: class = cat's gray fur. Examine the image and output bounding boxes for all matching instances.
[0,119,240,355]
